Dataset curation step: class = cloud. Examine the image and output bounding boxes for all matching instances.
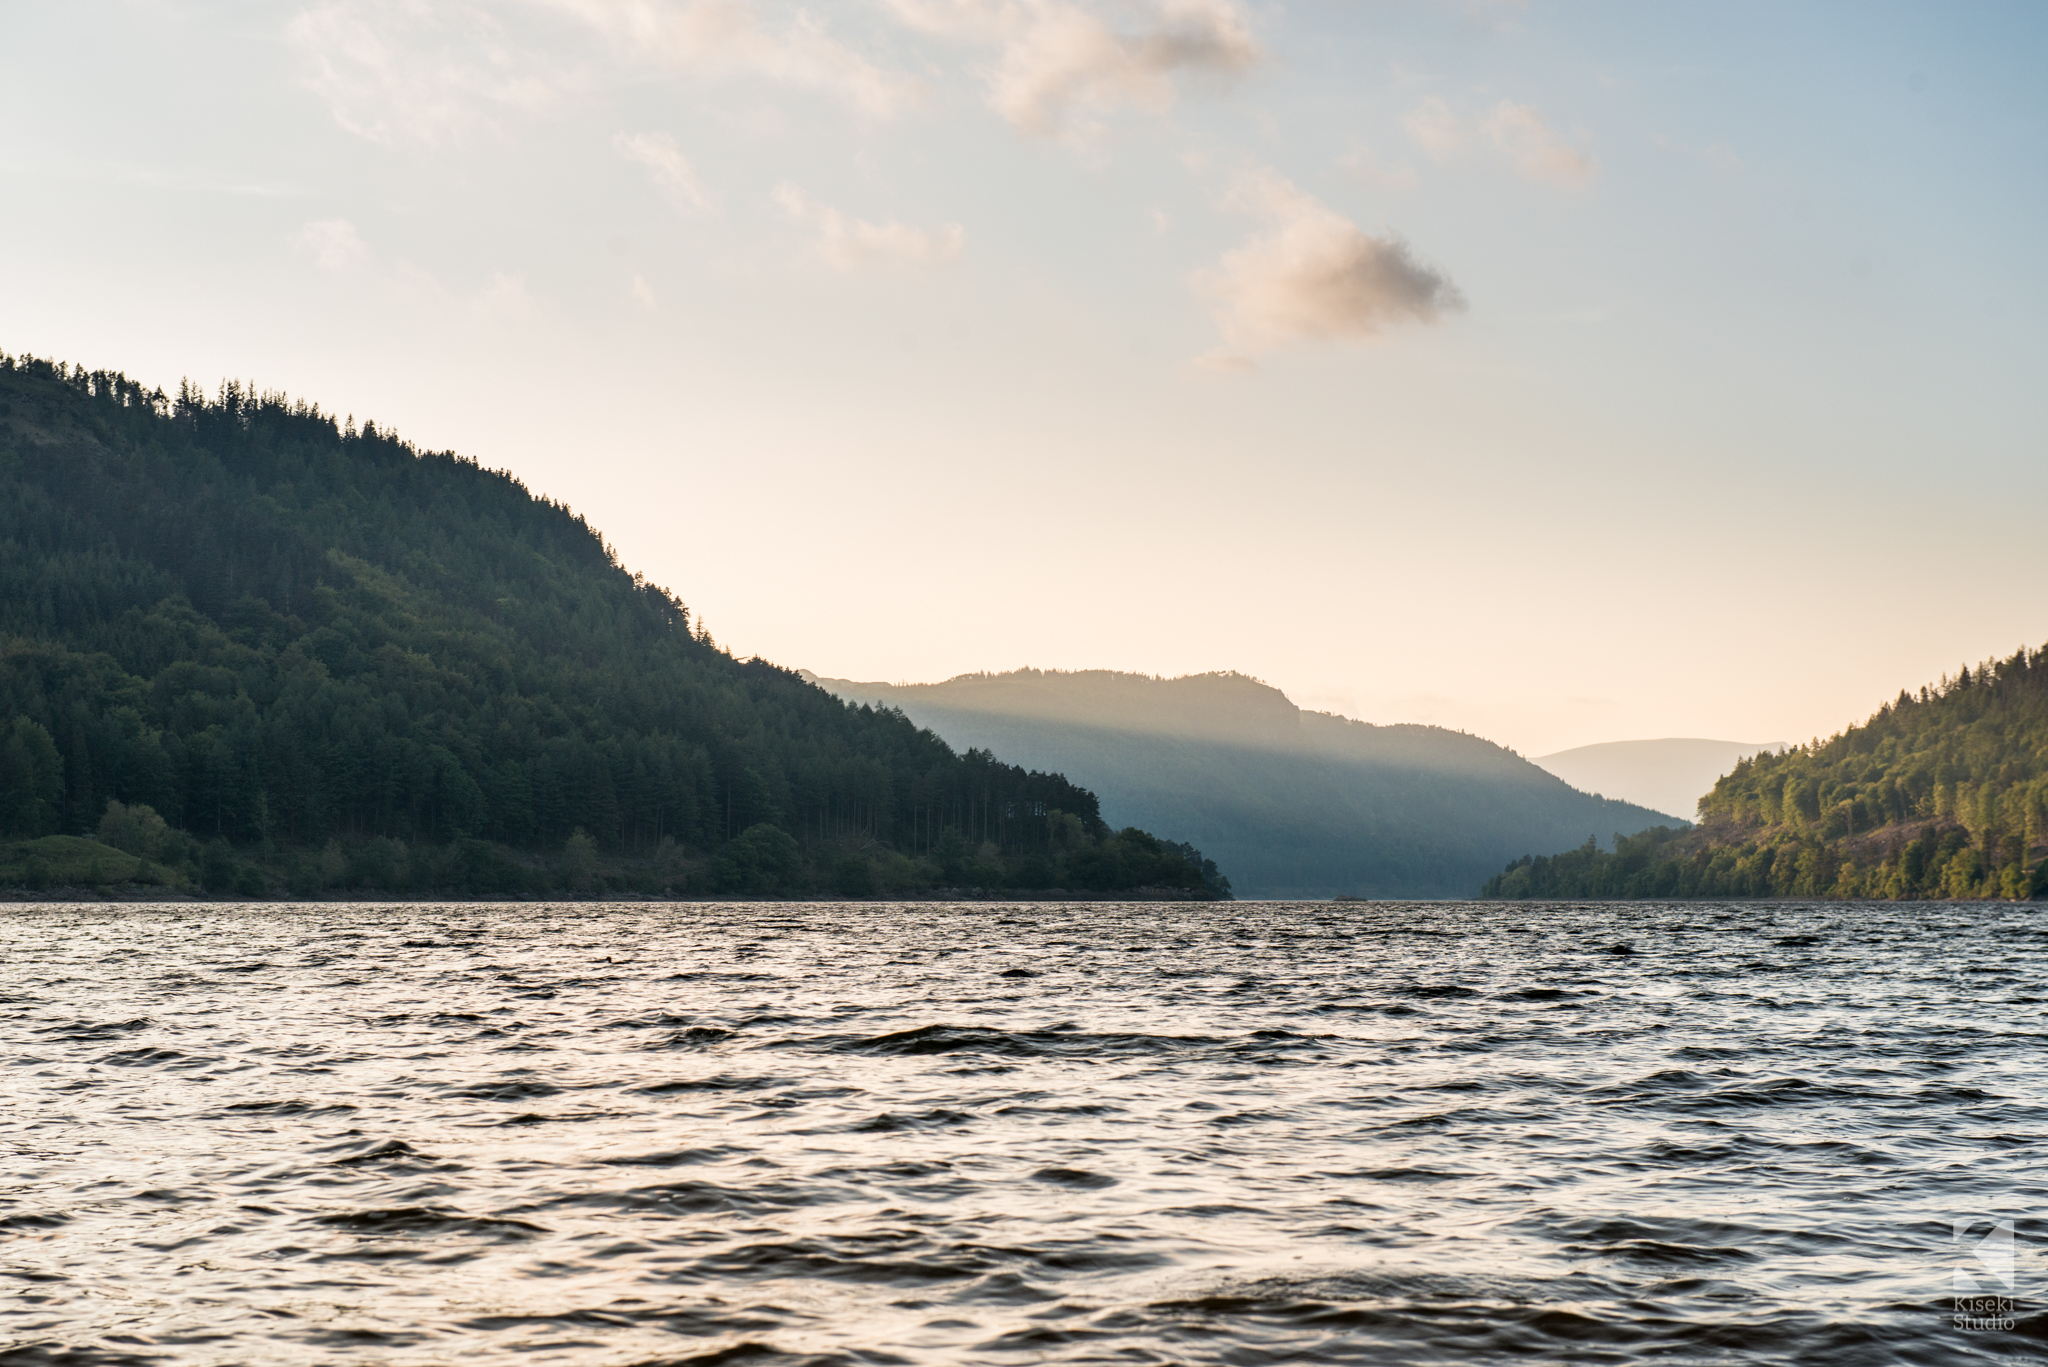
[884,0,1258,138]
[1193,169,1463,354]
[775,184,964,270]
[542,0,922,117]
[1404,95,1594,187]
[615,131,707,212]
[290,0,1246,145]
[1338,147,1419,194]
[630,273,657,308]
[1480,101,1594,186]
[1402,96,1465,160]
[289,0,918,142]
[288,1,569,144]
[474,271,538,318]
[296,218,369,270]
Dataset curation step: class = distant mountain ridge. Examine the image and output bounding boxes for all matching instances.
[805,667,1674,899]
[1533,738,1788,821]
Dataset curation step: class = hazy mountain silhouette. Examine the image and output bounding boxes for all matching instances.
[1533,739,1787,821]
[804,668,1674,898]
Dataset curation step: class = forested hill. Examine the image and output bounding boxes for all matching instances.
[1482,644,2048,900]
[0,353,1222,898]
[805,668,1672,899]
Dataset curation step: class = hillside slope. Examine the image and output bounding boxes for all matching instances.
[0,353,1218,898]
[806,668,1673,898]
[1484,644,2048,900]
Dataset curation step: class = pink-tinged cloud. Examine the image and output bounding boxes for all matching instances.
[615,131,708,213]
[1195,169,1463,355]
[1481,101,1595,186]
[1405,95,1595,187]
[885,0,1257,138]
[775,185,964,270]
[288,1,569,144]
[548,0,923,118]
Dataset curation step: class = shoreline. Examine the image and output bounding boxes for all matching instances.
[0,885,1229,905]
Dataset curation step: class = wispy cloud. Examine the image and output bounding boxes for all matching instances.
[1404,95,1594,187]
[543,0,922,117]
[295,218,369,270]
[1194,168,1462,357]
[1481,101,1594,186]
[775,184,964,270]
[289,0,919,143]
[883,0,1258,139]
[474,271,538,318]
[290,0,1245,145]
[1338,147,1419,194]
[288,1,569,144]
[615,131,708,212]
[1402,96,1465,160]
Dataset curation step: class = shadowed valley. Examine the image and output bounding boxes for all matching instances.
[806,667,1672,898]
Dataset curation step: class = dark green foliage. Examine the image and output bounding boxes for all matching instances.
[1160,838,1233,899]
[731,823,802,892]
[450,837,530,896]
[1067,827,1233,895]
[199,839,240,894]
[0,353,1222,898]
[1482,645,2048,900]
[834,855,877,898]
[0,717,63,836]
[1012,852,1057,889]
[98,799,171,858]
[1480,826,1691,899]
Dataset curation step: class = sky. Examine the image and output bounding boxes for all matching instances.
[2,0,2043,757]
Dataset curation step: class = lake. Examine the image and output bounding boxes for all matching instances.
[3,900,2042,1365]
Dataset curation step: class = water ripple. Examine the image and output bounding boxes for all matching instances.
[1,900,2043,1365]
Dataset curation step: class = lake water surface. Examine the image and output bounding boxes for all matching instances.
[4,900,2044,1365]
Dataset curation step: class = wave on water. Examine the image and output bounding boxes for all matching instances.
[2,900,2044,1365]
